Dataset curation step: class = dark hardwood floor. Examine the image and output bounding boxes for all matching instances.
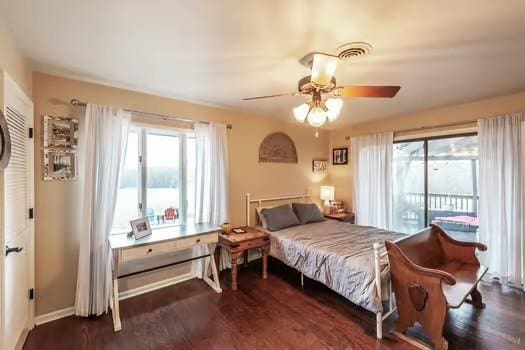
[25,258,525,350]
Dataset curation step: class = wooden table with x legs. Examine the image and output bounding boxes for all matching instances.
[215,227,270,290]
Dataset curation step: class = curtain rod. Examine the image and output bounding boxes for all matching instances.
[393,119,478,134]
[70,99,233,129]
[345,119,478,139]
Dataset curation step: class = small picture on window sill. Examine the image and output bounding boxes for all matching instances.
[130,218,152,240]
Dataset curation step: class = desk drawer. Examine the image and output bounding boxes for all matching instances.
[228,237,270,251]
[177,232,218,250]
[121,241,177,262]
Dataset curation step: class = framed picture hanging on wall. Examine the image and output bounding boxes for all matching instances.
[332,147,348,165]
[43,149,77,180]
[43,115,79,148]
[312,159,328,172]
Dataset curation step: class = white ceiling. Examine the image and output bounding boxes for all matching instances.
[2,0,525,128]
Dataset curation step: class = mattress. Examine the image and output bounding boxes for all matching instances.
[258,220,406,313]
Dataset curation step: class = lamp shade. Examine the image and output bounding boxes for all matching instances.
[307,107,327,127]
[320,186,335,201]
[293,103,309,122]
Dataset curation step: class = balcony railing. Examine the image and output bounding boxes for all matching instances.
[405,192,479,213]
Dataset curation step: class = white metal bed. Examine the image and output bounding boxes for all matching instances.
[245,192,397,339]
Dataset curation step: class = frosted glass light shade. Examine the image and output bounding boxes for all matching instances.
[293,103,309,122]
[325,98,343,121]
[307,107,327,127]
[320,185,335,201]
[311,54,338,86]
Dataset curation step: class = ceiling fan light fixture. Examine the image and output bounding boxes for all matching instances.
[325,98,343,121]
[293,103,310,122]
[306,107,327,128]
[311,54,338,86]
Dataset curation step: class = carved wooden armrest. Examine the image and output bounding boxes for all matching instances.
[431,224,487,264]
[385,241,456,286]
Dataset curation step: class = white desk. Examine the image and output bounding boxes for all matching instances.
[108,223,222,332]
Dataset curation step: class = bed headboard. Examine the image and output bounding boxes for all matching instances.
[245,191,311,227]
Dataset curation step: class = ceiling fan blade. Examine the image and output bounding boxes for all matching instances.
[334,86,401,98]
[311,53,339,86]
[242,92,298,101]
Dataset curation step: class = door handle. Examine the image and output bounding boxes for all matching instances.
[5,246,23,256]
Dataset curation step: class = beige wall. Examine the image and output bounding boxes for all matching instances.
[32,72,329,316]
[0,16,32,97]
[327,90,525,209]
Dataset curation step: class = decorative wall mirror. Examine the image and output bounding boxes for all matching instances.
[0,109,12,170]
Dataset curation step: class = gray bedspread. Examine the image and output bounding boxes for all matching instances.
[260,220,406,313]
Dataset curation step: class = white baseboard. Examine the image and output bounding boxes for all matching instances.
[15,328,30,350]
[35,306,75,326]
[34,272,196,326]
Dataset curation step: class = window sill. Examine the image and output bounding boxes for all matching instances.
[110,222,184,236]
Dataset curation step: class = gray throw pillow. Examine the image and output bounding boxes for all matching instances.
[292,202,325,225]
[261,204,300,231]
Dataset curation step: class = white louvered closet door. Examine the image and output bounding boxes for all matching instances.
[2,73,34,350]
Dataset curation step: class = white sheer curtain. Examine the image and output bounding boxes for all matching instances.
[191,123,230,275]
[75,104,131,316]
[351,132,393,230]
[478,113,524,288]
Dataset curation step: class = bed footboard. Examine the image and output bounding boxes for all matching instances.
[373,242,396,339]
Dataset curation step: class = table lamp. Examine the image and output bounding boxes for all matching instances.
[320,186,335,214]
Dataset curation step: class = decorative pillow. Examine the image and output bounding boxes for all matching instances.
[256,207,269,228]
[260,204,300,231]
[292,202,325,225]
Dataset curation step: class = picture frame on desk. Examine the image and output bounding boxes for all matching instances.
[130,218,152,240]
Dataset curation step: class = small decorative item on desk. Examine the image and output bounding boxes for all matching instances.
[222,222,232,234]
[232,227,247,234]
[130,218,153,240]
[164,207,178,222]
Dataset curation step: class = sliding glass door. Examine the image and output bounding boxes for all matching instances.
[393,134,479,241]
[393,141,425,233]
[428,135,479,241]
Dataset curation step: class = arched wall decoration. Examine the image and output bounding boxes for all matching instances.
[258,132,298,164]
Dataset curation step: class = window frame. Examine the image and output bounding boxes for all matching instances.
[112,124,194,234]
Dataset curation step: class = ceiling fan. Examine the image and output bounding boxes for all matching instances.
[242,42,401,128]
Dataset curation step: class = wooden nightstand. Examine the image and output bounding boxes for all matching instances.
[215,227,270,290]
[324,212,355,224]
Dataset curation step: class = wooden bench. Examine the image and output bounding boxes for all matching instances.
[385,224,488,350]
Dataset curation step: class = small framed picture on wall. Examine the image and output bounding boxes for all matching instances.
[43,149,77,180]
[312,159,328,172]
[332,147,348,165]
[43,115,79,148]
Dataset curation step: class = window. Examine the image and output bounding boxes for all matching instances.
[392,134,479,242]
[111,126,196,233]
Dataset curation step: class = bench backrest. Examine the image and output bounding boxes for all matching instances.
[394,226,446,269]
